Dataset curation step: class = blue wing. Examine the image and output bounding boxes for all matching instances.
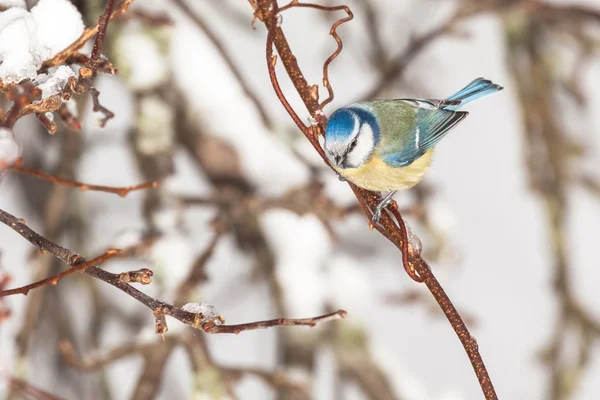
[382,100,468,167]
[381,77,503,167]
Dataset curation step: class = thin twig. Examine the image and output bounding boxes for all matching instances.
[205,309,347,334]
[41,0,136,70]
[278,1,354,110]
[175,232,222,304]
[89,0,118,75]
[0,251,118,297]
[10,161,159,197]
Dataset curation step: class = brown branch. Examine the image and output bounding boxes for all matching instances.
[69,0,119,127]
[56,102,82,131]
[0,207,345,334]
[0,250,118,297]
[0,233,158,297]
[79,79,115,127]
[41,0,136,70]
[8,377,66,400]
[119,268,154,285]
[63,53,118,75]
[10,160,159,197]
[1,82,44,129]
[204,309,347,334]
[3,1,126,132]
[175,232,222,304]
[278,1,353,110]
[0,268,11,323]
[252,1,497,398]
[35,112,57,134]
[89,0,117,75]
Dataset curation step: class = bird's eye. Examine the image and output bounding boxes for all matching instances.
[349,138,358,151]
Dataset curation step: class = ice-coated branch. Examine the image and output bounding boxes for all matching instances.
[1,0,130,132]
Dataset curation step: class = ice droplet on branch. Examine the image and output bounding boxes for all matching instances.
[181,302,223,326]
[406,223,422,257]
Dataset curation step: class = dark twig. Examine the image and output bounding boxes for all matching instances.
[80,79,115,127]
[175,232,222,304]
[68,0,119,127]
[0,267,11,323]
[56,102,82,131]
[278,1,354,110]
[0,208,345,334]
[10,160,159,197]
[41,0,135,70]
[0,250,119,297]
[89,0,117,75]
[0,232,158,297]
[205,309,347,334]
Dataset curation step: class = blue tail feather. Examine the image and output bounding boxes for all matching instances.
[442,78,503,111]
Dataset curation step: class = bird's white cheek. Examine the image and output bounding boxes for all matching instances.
[346,124,375,167]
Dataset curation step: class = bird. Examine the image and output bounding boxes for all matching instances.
[323,77,503,223]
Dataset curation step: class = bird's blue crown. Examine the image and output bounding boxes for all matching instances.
[326,106,380,142]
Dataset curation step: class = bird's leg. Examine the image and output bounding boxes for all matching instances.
[372,191,397,224]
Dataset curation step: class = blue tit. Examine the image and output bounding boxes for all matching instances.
[323,77,503,222]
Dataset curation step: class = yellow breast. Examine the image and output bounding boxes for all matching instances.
[335,150,434,192]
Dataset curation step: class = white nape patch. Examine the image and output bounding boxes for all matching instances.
[346,122,375,168]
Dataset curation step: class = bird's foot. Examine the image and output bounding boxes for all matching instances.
[338,175,346,182]
[371,196,395,225]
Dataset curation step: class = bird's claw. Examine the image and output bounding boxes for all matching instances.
[371,210,382,225]
[338,175,346,182]
[371,197,395,225]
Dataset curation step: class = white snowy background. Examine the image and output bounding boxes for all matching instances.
[1,0,600,399]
